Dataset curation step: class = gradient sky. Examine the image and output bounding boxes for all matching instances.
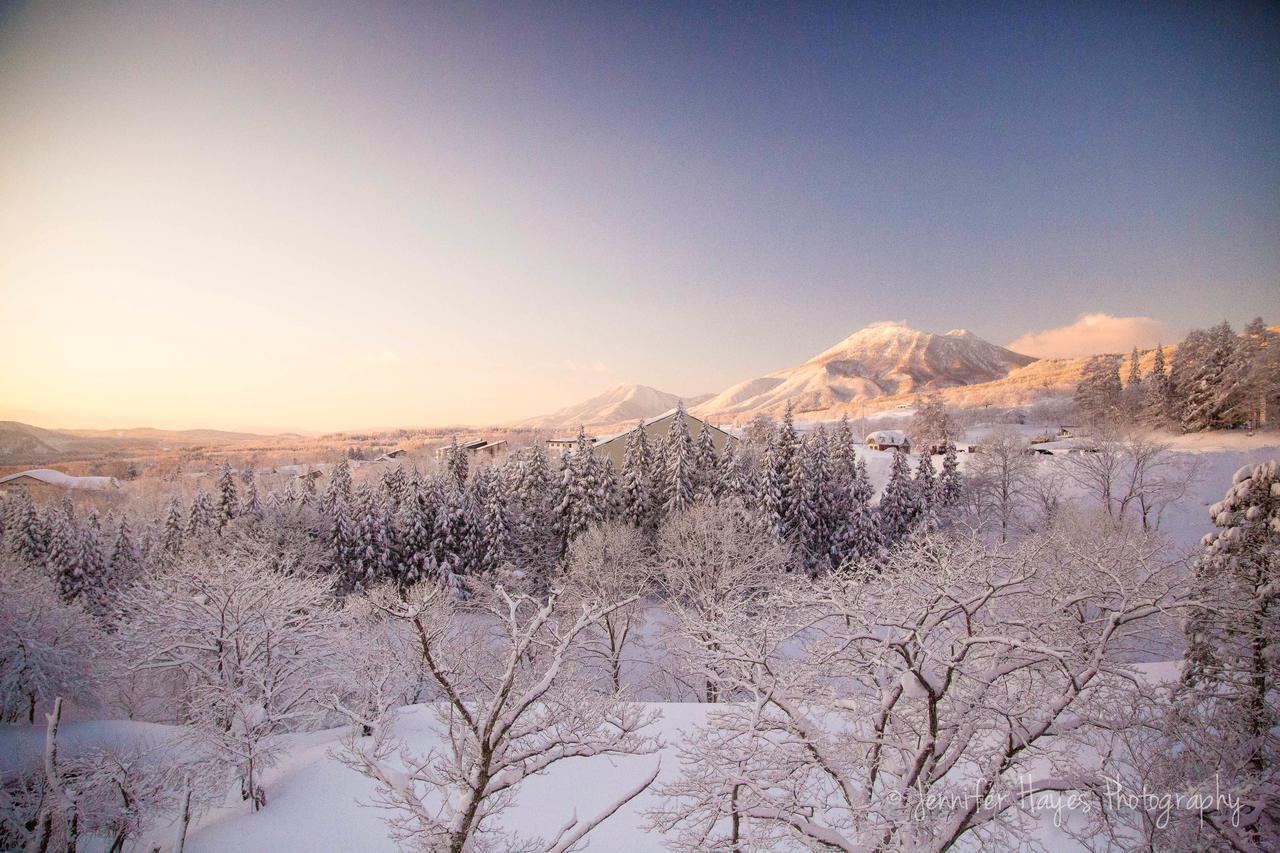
[1,1,1277,432]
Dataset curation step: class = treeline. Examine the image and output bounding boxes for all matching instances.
[1076,317,1279,431]
[1,404,963,606]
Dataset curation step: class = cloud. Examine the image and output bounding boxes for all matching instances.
[563,358,611,374]
[1008,314,1170,359]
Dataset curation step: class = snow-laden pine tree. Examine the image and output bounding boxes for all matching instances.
[445,435,469,489]
[431,482,477,587]
[1124,346,1144,416]
[759,402,799,543]
[393,476,437,586]
[187,490,215,536]
[215,462,238,533]
[801,427,841,575]
[876,448,920,546]
[46,500,79,598]
[345,485,391,592]
[1143,342,1172,427]
[241,474,264,524]
[830,413,859,491]
[110,516,142,585]
[620,421,654,529]
[71,508,109,609]
[1179,460,1279,847]
[1075,354,1123,423]
[473,466,515,576]
[915,447,938,514]
[939,441,962,507]
[715,435,751,508]
[1173,322,1247,432]
[692,419,718,504]
[1240,317,1280,428]
[7,489,46,565]
[159,497,184,558]
[662,405,697,516]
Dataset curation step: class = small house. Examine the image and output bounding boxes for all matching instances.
[865,430,911,453]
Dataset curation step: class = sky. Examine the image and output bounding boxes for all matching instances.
[1,1,1277,432]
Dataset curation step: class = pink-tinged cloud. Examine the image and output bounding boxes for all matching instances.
[1008,314,1170,359]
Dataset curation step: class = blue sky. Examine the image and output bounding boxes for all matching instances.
[1,1,1277,429]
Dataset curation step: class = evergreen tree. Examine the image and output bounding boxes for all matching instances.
[1075,355,1123,423]
[760,402,800,542]
[692,419,719,504]
[188,490,215,535]
[1143,343,1172,426]
[915,449,938,511]
[10,488,47,565]
[1183,461,1279,815]
[830,455,881,568]
[394,477,438,586]
[1178,322,1246,432]
[619,422,654,529]
[161,497,185,557]
[876,449,920,545]
[110,516,142,584]
[348,485,391,591]
[45,499,77,582]
[716,436,751,507]
[831,414,859,492]
[67,508,108,606]
[321,461,356,574]
[474,467,515,576]
[445,436,470,489]
[241,473,264,523]
[796,427,837,575]
[939,441,962,507]
[215,462,239,533]
[1239,317,1280,428]
[662,405,697,516]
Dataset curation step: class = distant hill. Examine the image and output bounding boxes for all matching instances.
[516,384,713,431]
[0,421,286,465]
[692,322,1035,422]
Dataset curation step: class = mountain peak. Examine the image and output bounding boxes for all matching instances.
[694,322,1036,421]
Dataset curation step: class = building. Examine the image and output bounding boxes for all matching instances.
[546,436,587,458]
[0,469,121,493]
[865,430,911,453]
[589,410,738,470]
[434,438,509,462]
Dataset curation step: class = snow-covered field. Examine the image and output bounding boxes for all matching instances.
[3,428,1276,852]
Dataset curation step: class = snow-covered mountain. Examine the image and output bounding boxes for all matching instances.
[517,384,713,431]
[692,322,1036,422]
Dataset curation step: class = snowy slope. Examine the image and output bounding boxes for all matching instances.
[516,384,712,431]
[693,322,1035,423]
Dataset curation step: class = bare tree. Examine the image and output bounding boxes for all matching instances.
[562,521,654,695]
[341,580,661,853]
[967,426,1034,541]
[117,554,342,810]
[0,558,101,724]
[656,505,792,703]
[651,525,1191,851]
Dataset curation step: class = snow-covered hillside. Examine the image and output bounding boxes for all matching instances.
[692,322,1035,422]
[515,384,712,431]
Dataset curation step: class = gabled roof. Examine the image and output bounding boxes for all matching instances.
[865,429,909,445]
[592,410,735,448]
[0,469,120,491]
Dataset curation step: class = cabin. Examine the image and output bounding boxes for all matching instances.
[376,448,408,461]
[865,430,911,453]
[590,410,738,470]
[0,469,121,494]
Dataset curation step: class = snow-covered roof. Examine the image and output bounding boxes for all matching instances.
[865,430,909,446]
[592,409,738,448]
[0,469,120,491]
